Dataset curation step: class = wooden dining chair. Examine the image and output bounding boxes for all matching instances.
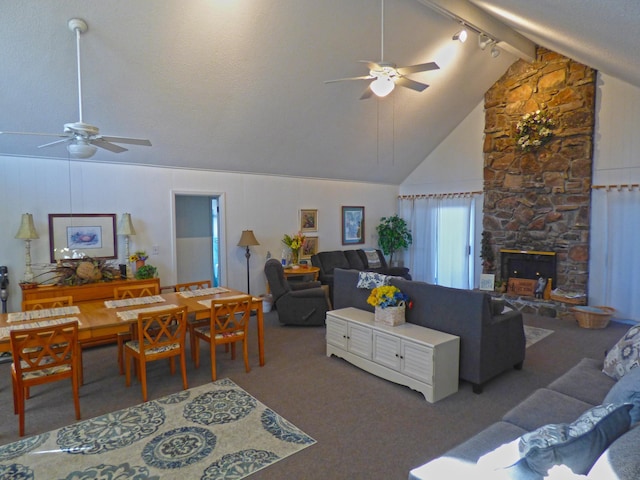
[19,295,85,385]
[175,280,212,361]
[10,321,81,436]
[21,296,73,312]
[193,295,252,381]
[124,306,188,402]
[114,283,161,375]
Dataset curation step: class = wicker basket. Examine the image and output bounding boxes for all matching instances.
[374,305,405,326]
[570,306,615,329]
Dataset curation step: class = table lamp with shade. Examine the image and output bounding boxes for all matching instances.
[238,230,259,294]
[117,213,136,278]
[15,213,39,283]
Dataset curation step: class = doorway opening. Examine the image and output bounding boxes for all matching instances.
[175,194,223,286]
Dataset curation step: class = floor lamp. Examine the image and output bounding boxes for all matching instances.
[238,230,259,294]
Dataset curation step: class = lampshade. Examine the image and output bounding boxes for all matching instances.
[370,76,395,97]
[15,213,39,240]
[117,213,136,236]
[237,230,259,247]
[67,140,97,159]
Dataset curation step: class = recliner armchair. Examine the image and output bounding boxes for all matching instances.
[264,259,331,326]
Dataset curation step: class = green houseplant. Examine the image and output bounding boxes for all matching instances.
[135,264,157,280]
[376,215,412,266]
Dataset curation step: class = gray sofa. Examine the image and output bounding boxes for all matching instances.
[311,249,411,301]
[333,268,525,393]
[410,357,640,479]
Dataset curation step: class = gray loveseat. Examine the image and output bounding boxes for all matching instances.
[333,268,526,393]
[410,357,640,479]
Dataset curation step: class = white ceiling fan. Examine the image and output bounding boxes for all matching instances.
[325,0,440,99]
[0,18,151,159]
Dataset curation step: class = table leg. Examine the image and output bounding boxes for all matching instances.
[256,304,265,366]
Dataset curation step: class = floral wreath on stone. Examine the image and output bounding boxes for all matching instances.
[515,108,555,152]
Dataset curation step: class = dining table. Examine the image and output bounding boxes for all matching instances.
[0,287,266,367]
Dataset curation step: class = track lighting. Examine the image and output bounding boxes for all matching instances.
[478,33,492,50]
[452,29,467,43]
[491,45,501,58]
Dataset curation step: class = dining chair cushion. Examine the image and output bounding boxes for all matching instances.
[125,339,181,355]
[194,326,245,341]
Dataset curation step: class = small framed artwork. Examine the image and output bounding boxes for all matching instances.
[48,213,117,262]
[342,206,365,245]
[300,209,318,232]
[301,236,319,259]
[479,273,496,291]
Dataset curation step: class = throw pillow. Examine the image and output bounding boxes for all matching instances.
[518,403,632,476]
[603,324,640,380]
[356,271,389,289]
[604,366,640,426]
[363,249,382,269]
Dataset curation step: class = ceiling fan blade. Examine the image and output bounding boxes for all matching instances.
[1,130,65,137]
[99,136,152,146]
[359,86,374,100]
[92,138,128,153]
[396,62,439,75]
[325,75,374,84]
[396,77,429,92]
[37,137,72,148]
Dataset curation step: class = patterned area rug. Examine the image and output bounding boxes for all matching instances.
[0,379,315,479]
[524,325,554,348]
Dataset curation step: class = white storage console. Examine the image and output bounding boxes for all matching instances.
[326,307,460,402]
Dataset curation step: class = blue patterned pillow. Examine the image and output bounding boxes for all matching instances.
[604,366,640,426]
[519,403,632,476]
[603,324,640,380]
[356,271,389,289]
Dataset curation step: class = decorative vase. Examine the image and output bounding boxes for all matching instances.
[136,260,145,269]
[291,249,300,266]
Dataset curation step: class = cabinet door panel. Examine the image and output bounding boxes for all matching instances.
[402,342,433,384]
[348,323,372,359]
[326,317,348,349]
[373,332,401,370]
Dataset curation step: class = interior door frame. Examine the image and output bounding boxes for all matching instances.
[170,189,227,288]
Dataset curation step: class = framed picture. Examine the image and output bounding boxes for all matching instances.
[301,236,318,259]
[300,209,318,232]
[342,206,365,245]
[479,273,495,291]
[48,213,117,262]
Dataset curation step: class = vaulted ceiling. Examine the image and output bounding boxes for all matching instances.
[1,1,638,184]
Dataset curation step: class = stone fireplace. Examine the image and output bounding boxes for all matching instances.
[482,47,596,317]
[501,249,556,296]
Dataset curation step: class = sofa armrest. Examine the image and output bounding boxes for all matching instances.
[289,287,328,299]
[290,281,322,290]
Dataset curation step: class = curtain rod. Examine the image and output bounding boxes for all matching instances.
[592,184,640,191]
[398,191,483,200]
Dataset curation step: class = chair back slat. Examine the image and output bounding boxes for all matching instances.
[211,296,252,336]
[175,280,212,292]
[136,307,188,357]
[21,296,73,311]
[114,283,160,299]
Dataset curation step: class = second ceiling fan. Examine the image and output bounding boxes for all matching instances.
[325,0,440,99]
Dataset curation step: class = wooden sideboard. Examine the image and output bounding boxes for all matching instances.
[21,277,162,347]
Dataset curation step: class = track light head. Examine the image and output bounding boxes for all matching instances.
[491,45,501,58]
[478,33,492,50]
[452,29,467,43]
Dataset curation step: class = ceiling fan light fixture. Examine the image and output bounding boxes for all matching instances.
[67,140,97,159]
[452,29,468,43]
[370,75,395,97]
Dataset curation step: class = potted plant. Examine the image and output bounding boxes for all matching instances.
[480,231,495,273]
[135,264,157,280]
[376,215,412,266]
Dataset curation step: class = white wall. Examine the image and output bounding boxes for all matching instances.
[0,156,398,312]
